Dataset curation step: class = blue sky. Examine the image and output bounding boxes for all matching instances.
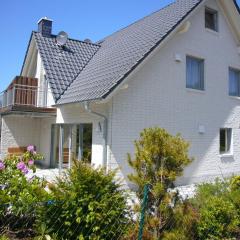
[0,0,239,92]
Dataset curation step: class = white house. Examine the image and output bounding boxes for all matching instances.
[1,0,240,187]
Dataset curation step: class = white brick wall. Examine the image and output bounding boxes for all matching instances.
[0,116,41,158]
[35,52,55,108]
[108,0,240,185]
[0,115,55,165]
[57,0,240,187]
[57,103,109,167]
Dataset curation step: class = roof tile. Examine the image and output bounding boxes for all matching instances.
[33,32,100,100]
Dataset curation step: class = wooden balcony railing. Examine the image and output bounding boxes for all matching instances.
[0,76,51,109]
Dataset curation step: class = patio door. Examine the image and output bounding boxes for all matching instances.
[50,124,92,168]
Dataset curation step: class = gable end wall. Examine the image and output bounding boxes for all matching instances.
[108,0,240,185]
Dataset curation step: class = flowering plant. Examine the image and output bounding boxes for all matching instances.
[0,146,49,216]
[0,145,43,184]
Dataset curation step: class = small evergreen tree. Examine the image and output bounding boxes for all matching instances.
[127,127,192,239]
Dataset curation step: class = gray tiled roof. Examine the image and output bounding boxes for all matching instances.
[58,0,202,104]
[33,32,100,100]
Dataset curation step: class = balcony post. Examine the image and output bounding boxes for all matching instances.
[12,86,15,105]
[6,90,9,107]
[59,125,64,174]
[68,125,72,169]
[78,124,84,160]
[35,87,38,107]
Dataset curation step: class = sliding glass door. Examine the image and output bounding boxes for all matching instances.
[50,124,92,168]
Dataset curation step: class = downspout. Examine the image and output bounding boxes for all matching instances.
[83,101,108,170]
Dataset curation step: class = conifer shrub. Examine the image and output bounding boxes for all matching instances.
[127,127,192,239]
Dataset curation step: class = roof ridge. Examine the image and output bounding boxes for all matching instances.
[97,1,176,44]
[32,31,101,47]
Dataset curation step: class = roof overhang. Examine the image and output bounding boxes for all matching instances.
[219,0,240,43]
[21,33,38,77]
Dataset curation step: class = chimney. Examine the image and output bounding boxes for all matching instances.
[38,17,53,37]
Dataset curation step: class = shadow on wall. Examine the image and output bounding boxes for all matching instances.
[1,115,54,165]
[109,102,240,187]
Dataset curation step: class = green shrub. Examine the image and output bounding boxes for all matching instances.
[192,179,229,209]
[162,201,198,240]
[36,161,130,240]
[163,178,240,240]
[231,176,240,191]
[0,149,48,216]
[0,236,9,240]
[191,178,240,240]
[0,148,49,238]
[197,196,240,240]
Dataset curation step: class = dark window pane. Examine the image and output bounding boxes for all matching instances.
[205,8,218,31]
[220,128,232,154]
[229,68,240,97]
[186,56,204,90]
[220,129,226,153]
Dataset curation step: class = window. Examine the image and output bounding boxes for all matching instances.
[205,7,218,32]
[229,68,240,97]
[220,128,232,154]
[186,56,204,90]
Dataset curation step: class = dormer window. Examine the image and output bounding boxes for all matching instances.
[205,7,218,32]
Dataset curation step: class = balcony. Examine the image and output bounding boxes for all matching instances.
[0,76,56,115]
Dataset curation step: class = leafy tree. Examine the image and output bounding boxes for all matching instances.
[127,127,192,239]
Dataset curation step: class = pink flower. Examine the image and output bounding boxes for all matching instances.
[0,161,5,170]
[22,167,29,175]
[17,161,26,170]
[27,176,35,182]
[27,145,35,153]
[28,159,34,166]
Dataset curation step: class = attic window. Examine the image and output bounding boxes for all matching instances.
[205,7,218,32]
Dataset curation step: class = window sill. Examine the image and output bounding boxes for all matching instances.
[219,153,233,158]
[186,88,205,94]
[205,28,219,36]
[229,95,240,101]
